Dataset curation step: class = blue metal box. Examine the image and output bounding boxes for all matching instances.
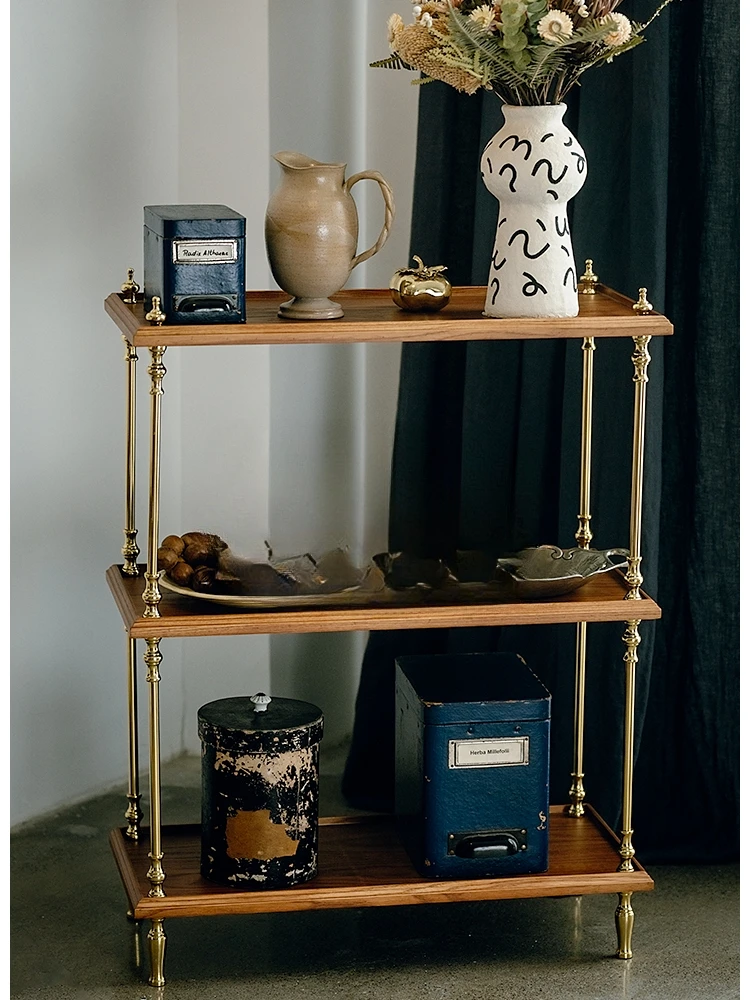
[143,205,246,324]
[395,651,551,878]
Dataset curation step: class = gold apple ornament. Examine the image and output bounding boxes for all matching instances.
[389,256,452,312]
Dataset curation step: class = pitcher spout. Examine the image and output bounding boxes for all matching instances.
[273,151,347,177]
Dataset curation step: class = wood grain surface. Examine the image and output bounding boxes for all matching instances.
[106,565,661,639]
[110,806,653,920]
[105,286,673,348]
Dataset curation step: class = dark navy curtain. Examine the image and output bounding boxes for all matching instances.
[343,0,738,862]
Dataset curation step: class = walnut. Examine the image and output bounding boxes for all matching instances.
[161,534,185,556]
[170,560,194,587]
[183,542,218,567]
[157,546,179,572]
[181,531,227,552]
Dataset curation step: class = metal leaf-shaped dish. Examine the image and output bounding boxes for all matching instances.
[495,545,630,599]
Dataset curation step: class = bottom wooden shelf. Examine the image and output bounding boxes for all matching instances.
[111,805,653,920]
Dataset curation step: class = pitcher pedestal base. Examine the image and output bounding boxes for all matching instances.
[278,296,344,320]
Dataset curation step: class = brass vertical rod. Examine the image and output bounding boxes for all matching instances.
[145,636,166,898]
[124,635,142,840]
[568,336,595,817]
[612,331,653,952]
[576,337,596,550]
[625,336,651,601]
[121,337,140,576]
[568,622,588,816]
[617,334,651,869]
[142,346,167,618]
[618,620,639,872]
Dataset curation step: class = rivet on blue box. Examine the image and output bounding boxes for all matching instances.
[143,205,246,325]
[395,651,551,879]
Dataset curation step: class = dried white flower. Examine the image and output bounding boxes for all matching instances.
[574,0,589,17]
[537,9,574,42]
[468,4,497,30]
[387,12,404,45]
[601,11,632,45]
[419,11,434,27]
[413,4,423,17]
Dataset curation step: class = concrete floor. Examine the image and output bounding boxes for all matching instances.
[11,752,740,1000]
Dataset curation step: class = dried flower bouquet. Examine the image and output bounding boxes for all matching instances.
[374,0,673,105]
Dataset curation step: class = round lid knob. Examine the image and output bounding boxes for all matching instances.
[250,692,272,713]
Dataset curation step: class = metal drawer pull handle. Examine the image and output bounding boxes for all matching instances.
[177,296,234,313]
[454,833,520,859]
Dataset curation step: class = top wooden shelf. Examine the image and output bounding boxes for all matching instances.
[105,285,673,348]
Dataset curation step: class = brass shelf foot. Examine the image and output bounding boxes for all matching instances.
[566,773,586,817]
[147,918,167,987]
[615,891,634,959]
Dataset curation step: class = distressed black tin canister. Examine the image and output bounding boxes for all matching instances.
[143,204,246,325]
[198,694,324,889]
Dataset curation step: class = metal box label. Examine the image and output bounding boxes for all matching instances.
[172,239,238,264]
[448,737,529,768]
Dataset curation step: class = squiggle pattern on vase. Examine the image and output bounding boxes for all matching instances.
[481,105,587,319]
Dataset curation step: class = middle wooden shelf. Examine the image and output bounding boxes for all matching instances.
[106,564,661,639]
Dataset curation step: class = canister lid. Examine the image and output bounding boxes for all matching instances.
[198,695,324,754]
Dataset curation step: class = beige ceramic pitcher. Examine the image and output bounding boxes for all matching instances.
[265,151,395,319]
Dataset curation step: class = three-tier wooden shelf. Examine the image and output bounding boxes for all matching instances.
[105,283,672,987]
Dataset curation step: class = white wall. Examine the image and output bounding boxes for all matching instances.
[174,1,272,753]
[10,0,183,824]
[10,0,417,824]
[267,0,417,746]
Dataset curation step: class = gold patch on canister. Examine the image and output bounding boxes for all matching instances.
[224,809,299,860]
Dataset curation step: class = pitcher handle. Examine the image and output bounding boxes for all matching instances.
[346,170,395,270]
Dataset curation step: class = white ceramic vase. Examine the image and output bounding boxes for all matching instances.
[481,103,587,319]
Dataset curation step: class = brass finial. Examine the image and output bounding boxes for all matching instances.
[633,288,653,315]
[120,268,140,304]
[145,295,166,325]
[578,259,598,294]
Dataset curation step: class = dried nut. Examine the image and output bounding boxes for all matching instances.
[183,542,217,567]
[170,560,194,587]
[181,531,207,546]
[181,531,227,551]
[192,566,217,592]
[157,546,179,572]
[161,534,185,555]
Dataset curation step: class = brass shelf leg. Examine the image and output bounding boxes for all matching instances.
[624,335,651,601]
[568,621,588,816]
[568,336,595,817]
[615,891,634,959]
[124,634,142,840]
[144,637,166,899]
[618,620,640,873]
[121,337,140,576]
[147,918,167,988]
[142,346,167,619]
[612,329,652,955]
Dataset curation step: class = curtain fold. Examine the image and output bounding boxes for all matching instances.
[343,0,738,862]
